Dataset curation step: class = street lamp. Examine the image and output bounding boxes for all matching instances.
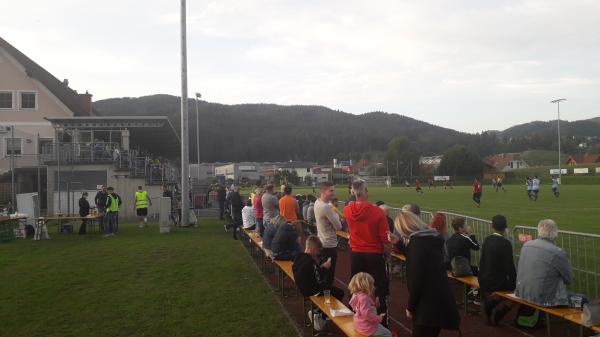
[195,92,201,183]
[551,98,566,183]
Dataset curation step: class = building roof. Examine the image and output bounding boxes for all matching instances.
[0,36,93,116]
[45,116,180,157]
[567,154,600,164]
[279,161,316,169]
[487,153,524,170]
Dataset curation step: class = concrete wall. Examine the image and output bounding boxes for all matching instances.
[46,164,165,220]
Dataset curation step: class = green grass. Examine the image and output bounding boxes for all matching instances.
[0,220,299,337]
[283,184,600,234]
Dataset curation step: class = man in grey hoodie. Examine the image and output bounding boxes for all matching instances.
[515,219,572,307]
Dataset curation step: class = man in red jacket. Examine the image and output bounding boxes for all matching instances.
[344,179,392,328]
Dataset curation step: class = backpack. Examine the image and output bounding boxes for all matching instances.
[451,256,473,277]
[515,305,541,329]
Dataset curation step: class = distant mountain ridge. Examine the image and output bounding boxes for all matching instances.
[93,94,600,162]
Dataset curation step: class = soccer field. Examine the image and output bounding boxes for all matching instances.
[290,184,600,234]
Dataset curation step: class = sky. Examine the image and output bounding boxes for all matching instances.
[2,0,600,132]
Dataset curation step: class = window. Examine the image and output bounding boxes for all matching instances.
[0,91,13,109]
[19,91,37,110]
[5,138,22,156]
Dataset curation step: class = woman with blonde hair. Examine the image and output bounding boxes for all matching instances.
[390,211,460,337]
[348,272,392,337]
[263,215,286,251]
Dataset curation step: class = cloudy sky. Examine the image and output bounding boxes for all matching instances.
[2,0,600,132]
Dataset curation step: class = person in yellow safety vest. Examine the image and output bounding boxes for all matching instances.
[135,185,152,228]
[104,186,122,237]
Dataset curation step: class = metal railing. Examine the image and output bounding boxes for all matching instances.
[41,142,122,164]
[512,226,600,299]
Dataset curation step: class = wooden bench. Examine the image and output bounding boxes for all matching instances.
[310,295,367,337]
[494,291,590,337]
[274,260,295,297]
[446,272,480,314]
[562,312,600,335]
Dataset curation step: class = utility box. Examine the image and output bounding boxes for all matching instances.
[159,197,171,234]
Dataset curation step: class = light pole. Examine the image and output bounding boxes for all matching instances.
[195,92,201,183]
[180,0,190,227]
[551,98,566,183]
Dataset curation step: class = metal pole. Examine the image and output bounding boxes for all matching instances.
[10,125,15,207]
[57,128,61,213]
[180,0,190,227]
[195,93,201,182]
[551,98,566,183]
[557,101,561,182]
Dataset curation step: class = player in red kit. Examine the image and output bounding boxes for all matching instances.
[472,178,482,207]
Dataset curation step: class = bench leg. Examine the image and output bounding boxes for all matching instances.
[546,312,551,337]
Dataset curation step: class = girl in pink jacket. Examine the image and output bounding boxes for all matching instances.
[348,272,392,337]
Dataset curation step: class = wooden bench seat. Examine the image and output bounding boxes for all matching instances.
[562,312,600,333]
[390,252,406,262]
[447,273,480,289]
[310,296,367,337]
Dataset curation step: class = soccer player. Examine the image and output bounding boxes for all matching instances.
[415,179,424,194]
[525,177,533,200]
[496,175,506,192]
[551,176,560,197]
[472,178,482,207]
[531,176,541,201]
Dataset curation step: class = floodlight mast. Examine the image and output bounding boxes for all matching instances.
[550,98,566,183]
[180,0,190,227]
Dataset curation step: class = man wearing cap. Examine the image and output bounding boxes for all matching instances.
[104,187,122,237]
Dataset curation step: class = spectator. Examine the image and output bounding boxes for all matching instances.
[306,195,317,233]
[78,192,91,235]
[279,185,299,222]
[263,215,286,252]
[348,272,392,337]
[253,187,264,236]
[242,198,256,231]
[94,186,108,214]
[402,204,421,216]
[302,195,312,221]
[103,187,121,237]
[515,219,572,307]
[446,217,480,275]
[261,184,279,227]
[379,204,395,233]
[217,185,226,220]
[344,180,391,327]
[430,212,448,239]
[271,220,302,261]
[478,214,516,325]
[314,182,343,288]
[331,197,344,220]
[393,204,421,255]
[293,235,343,300]
[393,211,460,337]
[225,185,244,240]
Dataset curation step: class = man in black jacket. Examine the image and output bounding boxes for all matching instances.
[478,214,516,326]
[94,186,108,231]
[225,185,244,239]
[78,192,91,235]
[292,236,343,300]
[217,185,227,220]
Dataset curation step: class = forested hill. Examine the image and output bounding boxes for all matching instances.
[93,94,600,163]
[93,94,470,162]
